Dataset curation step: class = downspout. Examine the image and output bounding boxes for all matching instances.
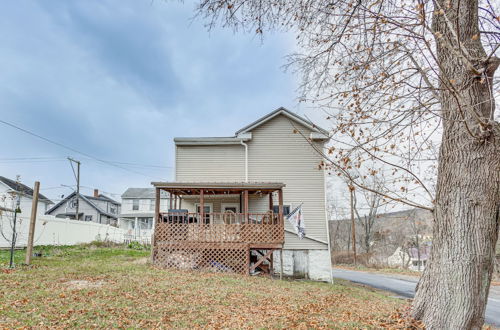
[240,140,248,182]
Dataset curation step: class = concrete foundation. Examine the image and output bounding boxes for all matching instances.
[273,249,331,282]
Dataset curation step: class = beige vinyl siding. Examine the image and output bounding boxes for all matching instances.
[176,145,245,182]
[246,114,328,250]
[176,196,241,224]
[173,114,328,250]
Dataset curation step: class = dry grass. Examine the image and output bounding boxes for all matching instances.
[334,264,422,278]
[0,244,407,328]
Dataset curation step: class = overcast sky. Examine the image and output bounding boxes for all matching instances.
[0,1,328,202]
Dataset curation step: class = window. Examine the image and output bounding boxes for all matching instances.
[132,199,139,211]
[84,215,93,221]
[195,203,213,224]
[139,217,153,229]
[69,198,78,209]
[273,205,291,216]
[149,199,155,211]
[110,205,117,214]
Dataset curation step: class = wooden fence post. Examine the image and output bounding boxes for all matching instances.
[25,181,40,265]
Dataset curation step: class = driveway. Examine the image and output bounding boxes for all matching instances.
[332,268,500,327]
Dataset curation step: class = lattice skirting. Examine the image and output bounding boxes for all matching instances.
[153,242,249,275]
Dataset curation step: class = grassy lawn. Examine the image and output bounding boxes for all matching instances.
[1,244,407,328]
[334,264,422,278]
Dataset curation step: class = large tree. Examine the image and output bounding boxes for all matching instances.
[192,0,499,328]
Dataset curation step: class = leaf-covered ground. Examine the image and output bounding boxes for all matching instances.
[0,244,408,328]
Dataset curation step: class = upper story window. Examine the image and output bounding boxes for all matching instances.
[132,199,139,211]
[110,205,117,214]
[149,199,155,211]
[69,198,78,209]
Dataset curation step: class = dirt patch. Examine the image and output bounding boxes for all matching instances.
[62,280,105,290]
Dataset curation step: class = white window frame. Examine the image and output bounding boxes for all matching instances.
[194,203,213,224]
[194,203,213,213]
[132,199,139,211]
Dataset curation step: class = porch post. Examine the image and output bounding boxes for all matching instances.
[278,189,283,226]
[169,192,172,210]
[151,187,160,263]
[243,190,249,223]
[269,193,273,211]
[200,189,204,224]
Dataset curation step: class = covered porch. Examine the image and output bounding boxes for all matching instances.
[151,182,286,274]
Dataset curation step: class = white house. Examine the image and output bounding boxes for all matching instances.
[119,188,170,235]
[0,176,53,216]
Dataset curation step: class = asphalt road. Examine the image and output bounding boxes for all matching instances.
[332,268,500,327]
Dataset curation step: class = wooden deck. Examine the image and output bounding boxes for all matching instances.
[151,183,286,275]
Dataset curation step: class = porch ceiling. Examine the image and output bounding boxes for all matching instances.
[151,181,285,195]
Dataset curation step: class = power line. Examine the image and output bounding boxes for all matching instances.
[0,119,168,180]
[0,157,66,160]
[0,157,173,169]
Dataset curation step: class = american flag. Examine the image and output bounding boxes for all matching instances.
[286,204,306,239]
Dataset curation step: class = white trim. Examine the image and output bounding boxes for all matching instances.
[194,203,213,213]
[310,132,329,140]
[235,107,329,135]
[195,202,214,224]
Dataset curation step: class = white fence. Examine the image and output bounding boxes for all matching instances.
[0,214,153,248]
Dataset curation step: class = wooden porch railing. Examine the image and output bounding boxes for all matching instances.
[155,212,284,245]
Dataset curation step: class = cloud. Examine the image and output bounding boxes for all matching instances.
[0,0,300,198]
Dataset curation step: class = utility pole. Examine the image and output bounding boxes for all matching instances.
[68,158,81,220]
[25,181,40,265]
[349,183,357,265]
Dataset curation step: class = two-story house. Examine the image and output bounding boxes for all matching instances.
[46,189,121,226]
[119,188,170,235]
[0,176,53,215]
[151,107,331,281]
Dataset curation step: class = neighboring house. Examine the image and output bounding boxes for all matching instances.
[152,107,331,280]
[388,244,431,271]
[46,189,121,226]
[0,176,53,216]
[119,188,170,233]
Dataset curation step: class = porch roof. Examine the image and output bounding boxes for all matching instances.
[151,181,285,194]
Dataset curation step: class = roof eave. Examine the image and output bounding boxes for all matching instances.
[234,107,329,136]
[151,181,286,190]
[174,136,251,146]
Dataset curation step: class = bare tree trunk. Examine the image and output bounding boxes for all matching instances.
[411,1,500,328]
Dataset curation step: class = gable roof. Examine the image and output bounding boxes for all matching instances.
[174,107,329,146]
[235,107,329,136]
[0,176,53,204]
[45,191,118,219]
[86,194,120,205]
